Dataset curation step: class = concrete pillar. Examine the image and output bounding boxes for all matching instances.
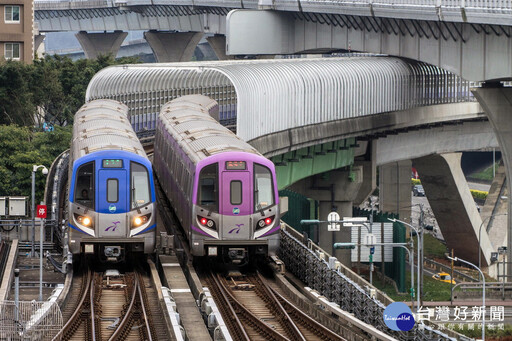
[473,86,512,279]
[75,31,127,59]
[354,140,377,206]
[144,31,203,62]
[289,167,363,265]
[34,34,45,56]
[413,153,493,267]
[379,160,412,224]
[206,34,234,60]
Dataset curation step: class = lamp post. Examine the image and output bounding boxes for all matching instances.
[479,213,507,270]
[31,165,48,257]
[334,242,413,309]
[301,218,373,283]
[448,255,485,340]
[388,217,421,313]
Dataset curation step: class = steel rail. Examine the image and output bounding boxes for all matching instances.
[90,273,97,341]
[270,286,346,340]
[214,273,290,341]
[108,274,138,341]
[207,273,250,340]
[136,272,154,341]
[53,269,92,341]
[255,272,306,341]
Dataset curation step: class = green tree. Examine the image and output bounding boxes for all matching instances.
[0,61,35,126]
[0,125,72,203]
[1,54,141,128]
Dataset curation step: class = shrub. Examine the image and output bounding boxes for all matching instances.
[470,189,488,200]
[411,178,421,186]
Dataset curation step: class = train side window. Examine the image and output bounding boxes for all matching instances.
[131,162,150,209]
[254,164,274,210]
[230,181,242,205]
[198,163,218,209]
[74,161,95,209]
[107,179,118,203]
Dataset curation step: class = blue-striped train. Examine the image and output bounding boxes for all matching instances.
[154,95,280,264]
[67,99,157,262]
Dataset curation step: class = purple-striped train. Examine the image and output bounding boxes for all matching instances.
[154,95,280,263]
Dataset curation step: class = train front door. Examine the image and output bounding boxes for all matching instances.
[98,169,128,237]
[220,171,251,239]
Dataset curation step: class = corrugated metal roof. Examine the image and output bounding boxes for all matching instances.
[71,99,147,161]
[86,57,473,142]
[159,95,259,163]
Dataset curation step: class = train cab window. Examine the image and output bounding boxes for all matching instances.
[230,181,242,205]
[107,179,118,203]
[131,162,150,209]
[198,163,218,209]
[254,164,274,210]
[74,161,95,209]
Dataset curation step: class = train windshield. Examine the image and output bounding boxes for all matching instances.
[254,164,274,210]
[74,161,95,209]
[131,162,150,209]
[198,163,218,211]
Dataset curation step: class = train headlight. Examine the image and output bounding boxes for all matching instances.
[256,216,274,230]
[74,214,93,228]
[82,217,91,226]
[132,214,150,228]
[198,216,216,230]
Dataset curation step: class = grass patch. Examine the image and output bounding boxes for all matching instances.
[421,274,453,302]
[411,233,448,259]
[470,162,499,182]
[373,270,453,302]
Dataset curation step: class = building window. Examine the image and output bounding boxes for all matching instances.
[5,6,20,23]
[5,43,20,60]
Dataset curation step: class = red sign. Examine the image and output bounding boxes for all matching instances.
[36,205,47,219]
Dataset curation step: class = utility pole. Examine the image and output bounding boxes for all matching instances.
[419,203,424,304]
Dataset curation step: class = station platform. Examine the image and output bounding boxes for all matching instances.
[159,254,211,341]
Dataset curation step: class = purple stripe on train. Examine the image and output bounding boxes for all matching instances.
[191,224,216,238]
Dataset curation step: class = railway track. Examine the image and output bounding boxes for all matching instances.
[204,271,346,341]
[55,265,166,341]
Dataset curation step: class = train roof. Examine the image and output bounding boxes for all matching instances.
[159,95,260,164]
[71,99,147,160]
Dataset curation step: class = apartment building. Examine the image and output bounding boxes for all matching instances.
[0,0,33,63]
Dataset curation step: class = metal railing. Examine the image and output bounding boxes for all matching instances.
[278,222,469,340]
[452,282,512,301]
[0,300,63,341]
[0,219,58,247]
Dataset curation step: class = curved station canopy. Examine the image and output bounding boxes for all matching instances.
[86,57,472,145]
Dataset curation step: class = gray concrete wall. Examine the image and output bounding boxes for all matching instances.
[379,160,412,224]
